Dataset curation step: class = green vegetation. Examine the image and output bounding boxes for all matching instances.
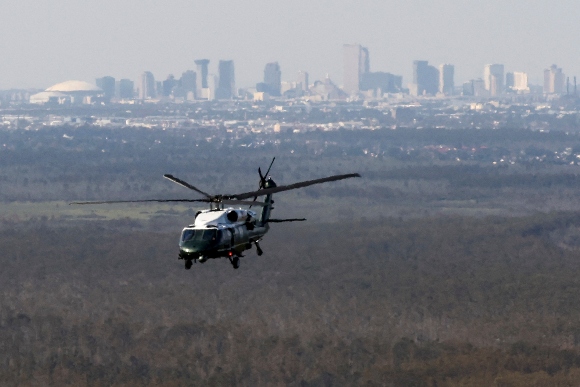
[2,213,580,385]
[4,126,580,384]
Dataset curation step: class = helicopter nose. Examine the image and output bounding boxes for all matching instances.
[179,241,204,254]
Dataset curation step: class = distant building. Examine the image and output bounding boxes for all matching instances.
[309,76,348,100]
[410,60,438,96]
[462,78,487,97]
[505,72,514,90]
[544,64,565,94]
[484,64,504,96]
[155,81,163,98]
[297,71,309,95]
[30,80,102,105]
[438,64,454,95]
[96,76,115,100]
[180,70,197,100]
[216,60,235,99]
[162,75,177,97]
[512,72,529,92]
[263,62,281,96]
[253,92,269,101]
[116,79,134,99]
[200,74,218,101]
[195,59,210,97]
[462,81,474,96]
[139,71,156,99]
[343,44,369,94]
[360,72,402,94]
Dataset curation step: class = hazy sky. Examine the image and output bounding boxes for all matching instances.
[1,0,579,90]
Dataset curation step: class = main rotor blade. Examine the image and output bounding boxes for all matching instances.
[225,173,361,200]
[222,199,266,207]
[70,199,210,205]
[163,174,212,199]
[267,218,306,223]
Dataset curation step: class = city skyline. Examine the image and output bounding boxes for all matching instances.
[1,1,579,90]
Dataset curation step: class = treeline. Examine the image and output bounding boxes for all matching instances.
[3,213,580,384]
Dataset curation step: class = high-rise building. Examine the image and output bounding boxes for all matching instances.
[473,79,487,97]
[411,60,438,96]
[195,59,210,97]
[263,62,281,96]
[297,71,309,94]
[216,60,235,99]
[180,70,197,99]
[462,79,487,97]
[139,71,156,99]
[343,44,369,94]
[162,75,177,97]
[361,72,402,94]
[204,74,218,101]
[544,65,565,94]
[96,76,115,100]
[116,79,134,99]
[513,72,529,92]
[505,72,515,90]
[438,64,454,95]
[483,64,504,96]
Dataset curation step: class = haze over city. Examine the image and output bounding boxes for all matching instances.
[1,0,579,89]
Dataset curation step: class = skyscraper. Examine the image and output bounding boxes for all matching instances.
[116,79,134,99]
[462,78,486,97]
[180,70,197,99]
[139,71,156,99]
[484,64,504,96]
[361,72,402,94]
[505,72,515,90]
[162,75,177,97]
[297,71,309,95]
[512,72,529,92]
[544,65,565,94]
[216,60,235,99]
[438,64,454,95]
[96,76,115,100]
[411,60,438,96]
[343,44,369,94]
[264,62,281,96]
[195,59,210,97]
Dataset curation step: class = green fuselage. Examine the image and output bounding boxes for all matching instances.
[178,222,268,260]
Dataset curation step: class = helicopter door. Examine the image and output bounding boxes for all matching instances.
[228,228,236,249]
[225,228,234,249]
[236,225,247,245]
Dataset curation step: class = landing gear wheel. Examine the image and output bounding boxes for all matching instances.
[232,257,240,269]
[185,260,192,270]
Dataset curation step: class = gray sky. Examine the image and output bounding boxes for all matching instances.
[1,0,578,89]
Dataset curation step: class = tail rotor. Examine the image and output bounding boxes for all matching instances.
[252,157,275,207]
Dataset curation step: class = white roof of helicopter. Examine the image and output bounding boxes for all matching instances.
[192,208,256,228]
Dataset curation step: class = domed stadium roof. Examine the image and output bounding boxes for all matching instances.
[29,91,69,104]
[46,80,102,93]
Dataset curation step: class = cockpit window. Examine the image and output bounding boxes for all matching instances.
[181,228,217,243]
[181,229,196,242]
[202,230,216,241]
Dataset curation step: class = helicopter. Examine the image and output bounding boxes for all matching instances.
[71,158,360,270]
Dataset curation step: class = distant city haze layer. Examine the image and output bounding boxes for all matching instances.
[1,0,578,89]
